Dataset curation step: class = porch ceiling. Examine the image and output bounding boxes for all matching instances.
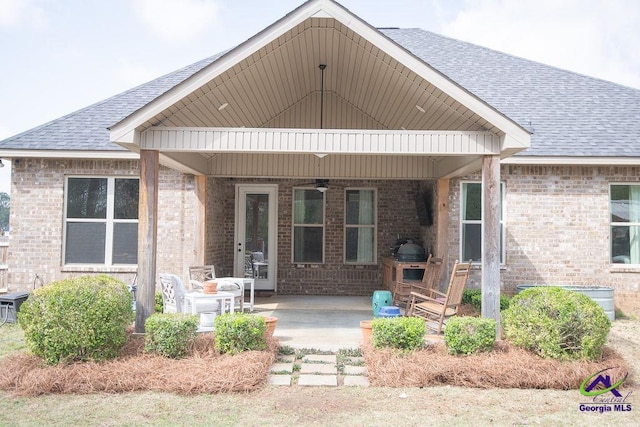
[140,18,497,136]
[112,1,530,180]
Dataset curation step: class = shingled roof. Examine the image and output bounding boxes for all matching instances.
[1,28,638,158]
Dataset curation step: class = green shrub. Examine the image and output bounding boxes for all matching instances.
[444,316,496,355]
[144,313,199,359]
[155,292,164,313]
[462,289,510,312]
[214,313,266,354]
[371,317,425,351]
[501,287,610,360]
[18,275,134,365]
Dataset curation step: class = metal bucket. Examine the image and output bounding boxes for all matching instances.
[516,285,615,321]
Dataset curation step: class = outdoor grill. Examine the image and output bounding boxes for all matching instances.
[395,240,426,280]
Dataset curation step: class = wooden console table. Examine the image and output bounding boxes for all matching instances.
[382,257,428,290]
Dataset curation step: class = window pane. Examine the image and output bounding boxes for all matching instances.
[345,227,374,263]
[113,223,138,264]
[67,178,107,219]
[346,190,374,225]
[65,222,106,263]
[293,226,323,263]
[294,190,323,224]
[462,223,481,262]
[463,183,481,220]
[114,179,139,219]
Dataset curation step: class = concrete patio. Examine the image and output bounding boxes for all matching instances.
[251,295,373,352]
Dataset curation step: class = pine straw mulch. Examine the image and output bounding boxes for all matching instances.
[362,340,630,389]
[0,332,278,396]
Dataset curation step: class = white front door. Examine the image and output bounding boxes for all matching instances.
[235,184,278,291]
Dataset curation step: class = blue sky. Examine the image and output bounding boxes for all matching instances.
[1,0,639,194]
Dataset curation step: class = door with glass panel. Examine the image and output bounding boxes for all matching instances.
[235,185,277,290]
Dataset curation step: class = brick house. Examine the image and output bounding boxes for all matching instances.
[1,0,639,318]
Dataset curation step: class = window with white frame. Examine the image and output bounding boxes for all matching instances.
[610,184,640,265]
[345,189,376,264]
[293,189,324,263]
[460,182,505,263]
[64,177,139,265]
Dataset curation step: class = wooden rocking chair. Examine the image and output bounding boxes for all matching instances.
[391,254,443,308]
[406,260,472,334]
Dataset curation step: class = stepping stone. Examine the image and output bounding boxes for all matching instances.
[297,375,338,386]
[302,354,336,363]
[343,376,370,387]
[268,375,292,386]
[343,365,367,375]
[277,355,296,363]
[269,363,294,374]
[300,363,338,374]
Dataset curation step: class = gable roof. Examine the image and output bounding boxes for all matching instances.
[1,28,638,159]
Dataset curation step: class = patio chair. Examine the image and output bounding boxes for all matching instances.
[406,260,472,334]
[392,254,443,308]
[216,277,245,312]
[160,272,219,314]
[188,265,216,290]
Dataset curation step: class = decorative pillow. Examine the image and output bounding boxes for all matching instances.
[216,280,241,291]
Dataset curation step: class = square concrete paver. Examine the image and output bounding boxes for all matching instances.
[269,363,294,373]
[300,363,338,374]
[343,376,370,387]
[343,365,367,375]
[297,375,338,386]
[302,354,337,363]
[268,375,292,386]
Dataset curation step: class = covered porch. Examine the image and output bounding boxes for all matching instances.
[107,0,530,331]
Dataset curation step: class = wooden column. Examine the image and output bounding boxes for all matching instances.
[481,155,501,330]
[193,175,207,266]
[435,178,450,289]
[135,150,159,333]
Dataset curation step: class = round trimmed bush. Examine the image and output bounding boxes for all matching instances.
[214,313,266,354]
[371,316,425,351]
[444,316,496,355]
[144,313,199,359]
[18,275,134,365]
[501,286,610,360]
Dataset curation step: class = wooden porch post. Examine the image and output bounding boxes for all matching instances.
[481,155,501,331]
[194,175,207,266]
[136,149,159,333]
[435,178,450,288]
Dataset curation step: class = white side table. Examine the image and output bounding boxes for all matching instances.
[219,277,255,312]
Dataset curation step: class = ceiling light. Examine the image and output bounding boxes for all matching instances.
[316,183,328,193]
[218,103,229,111]
[314,153,328,158]
[415,105,426,113]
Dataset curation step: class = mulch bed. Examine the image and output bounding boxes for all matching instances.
[0,333,278,396]
[362,341,629,389]
[0,325,630,395]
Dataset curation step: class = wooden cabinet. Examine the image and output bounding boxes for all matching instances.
[382,257,428,290]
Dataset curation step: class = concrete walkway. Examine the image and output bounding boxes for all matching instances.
[251,295,373,386]
[252,295,373,352]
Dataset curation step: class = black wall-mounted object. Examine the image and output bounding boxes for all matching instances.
[415,189,433,226]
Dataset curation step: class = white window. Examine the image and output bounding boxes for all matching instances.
[460,182,505,263]
[345,189,376,264]
[610,184,640,265]
[64,177,139,266]
[293,188,324,263]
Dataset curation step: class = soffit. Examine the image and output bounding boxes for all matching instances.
[141,18,498,136]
